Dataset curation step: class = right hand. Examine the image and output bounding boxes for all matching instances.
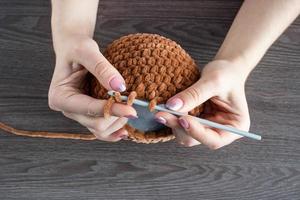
[48,35,137,142]
[155,60,250,149]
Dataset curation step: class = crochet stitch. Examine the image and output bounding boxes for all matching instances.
[0,33,203,144]
[90,33,203,143]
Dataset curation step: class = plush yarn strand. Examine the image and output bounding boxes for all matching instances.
[0,122,96,140]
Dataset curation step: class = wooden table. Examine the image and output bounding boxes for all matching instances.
[0,0,299,199]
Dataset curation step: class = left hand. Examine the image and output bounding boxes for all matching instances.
[154,59,251,149]
[49,35,137,142]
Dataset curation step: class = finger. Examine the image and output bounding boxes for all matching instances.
[177,115,239,150]
[50,89,137,117]
[63,112,131,141]
[50,61,88,87]
[165,78,217,113]
[72,39,126,92]
[154,112,200,147]
[62,112,118,130]
[173,129,201,147]
[108,128,129,141]
[88,127,128,142]
[199,112,247,144]
[63,111,127,142]
[154,112,180,129]
[92,117,128,138]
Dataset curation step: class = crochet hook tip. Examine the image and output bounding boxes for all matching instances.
[107,90,115,96]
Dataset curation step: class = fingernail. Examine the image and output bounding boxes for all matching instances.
[109,76,126,92]
[120,135,129,140]
[178,118,189,129]
[166,98,183,111]
[155,116,167,124]
[125,115,138,119]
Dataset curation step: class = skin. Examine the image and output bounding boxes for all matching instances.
[49,0,137,142]
[49,0,300,148]
[156,0,300,149]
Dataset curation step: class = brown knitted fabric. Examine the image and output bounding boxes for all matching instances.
[90,33,203,143]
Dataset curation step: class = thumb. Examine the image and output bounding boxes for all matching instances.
[73,40,126,92]
[166,79,216,112]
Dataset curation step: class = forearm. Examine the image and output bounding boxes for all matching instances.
[215,0,300,77]
[51,0,99,50]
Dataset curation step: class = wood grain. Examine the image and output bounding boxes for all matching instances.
[0,0,299,199]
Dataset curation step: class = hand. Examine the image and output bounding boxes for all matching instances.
[48,34,137,142]
[154,60,250,149]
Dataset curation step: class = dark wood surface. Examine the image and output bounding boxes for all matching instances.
[0,0,299,199]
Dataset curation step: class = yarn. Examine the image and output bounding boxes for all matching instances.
[90,33,203,143]
[0,33,203,144]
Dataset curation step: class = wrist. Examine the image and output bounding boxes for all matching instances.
[51,19,95,38]
[51,23,98,57]
[51,0,98,46]
[213,52,254,81]
[202,58,250,91]
[51,20,95,47]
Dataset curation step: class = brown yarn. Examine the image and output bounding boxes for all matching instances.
[127,91,137,106]
[114,92,122,103]
[103,96,115,119]
[90,33,203,144]
[0,33,203,144]
[0,122,96,140]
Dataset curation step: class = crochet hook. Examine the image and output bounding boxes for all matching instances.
[107,91,262,141]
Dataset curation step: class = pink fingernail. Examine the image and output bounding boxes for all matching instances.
[178,118,189,129]
[155,116,166,124]
[166,98,183,111]
[125,115,138,119]
[109,76,126,92]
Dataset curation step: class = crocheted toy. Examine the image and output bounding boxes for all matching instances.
[90,33,203,143]
[0,33,203,144]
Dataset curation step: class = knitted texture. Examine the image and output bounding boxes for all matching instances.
[90,33,203,143]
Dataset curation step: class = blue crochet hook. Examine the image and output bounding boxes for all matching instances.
[108,91,262,141]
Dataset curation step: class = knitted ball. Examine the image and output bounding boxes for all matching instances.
[90,33,203,143]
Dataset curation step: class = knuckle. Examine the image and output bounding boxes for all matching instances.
[185,87,201,103]
[86,100,100,117]
[94,59,110,78]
